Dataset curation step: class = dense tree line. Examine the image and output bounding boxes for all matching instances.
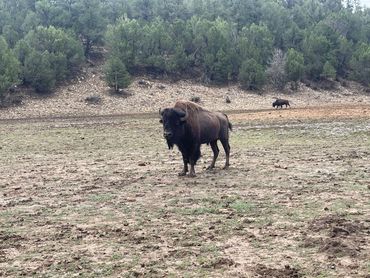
[1,0,370,100]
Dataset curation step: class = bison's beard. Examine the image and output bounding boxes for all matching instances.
[166,139,174,149]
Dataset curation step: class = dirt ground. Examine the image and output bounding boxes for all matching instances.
[0,105,369,277]
[0,63,369,277]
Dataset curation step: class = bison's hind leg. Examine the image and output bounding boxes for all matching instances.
[207,141,219,170]
[220,138,230,169]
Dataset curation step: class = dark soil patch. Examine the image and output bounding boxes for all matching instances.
[308,215,365,236]
[255,264,302,278]
[0,231,25,249]
[301,237,361,257]
[303,215,368,258]
[202,257,236,269]
[318,238,361,257]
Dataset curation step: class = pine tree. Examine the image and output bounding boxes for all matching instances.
[0,36,20,103]
[322,61,336,80]
[105,57,131,92]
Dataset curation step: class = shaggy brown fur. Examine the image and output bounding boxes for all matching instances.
[160,101,232,177]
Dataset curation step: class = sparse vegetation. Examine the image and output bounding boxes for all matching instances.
[0,113,369,277]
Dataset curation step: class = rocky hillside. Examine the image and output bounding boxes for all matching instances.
[1,64,369,120]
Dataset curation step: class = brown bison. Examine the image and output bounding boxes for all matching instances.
[273,99,290,108]
[159,101,232,177]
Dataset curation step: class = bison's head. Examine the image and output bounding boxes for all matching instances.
[159,108,188,149]
[272,101,276,107]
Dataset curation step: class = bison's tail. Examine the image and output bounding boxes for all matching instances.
[223,113,233,131]
[228,121,233,131]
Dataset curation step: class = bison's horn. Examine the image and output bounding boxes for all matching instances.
[173,108,188,121]
[180,109,188,122]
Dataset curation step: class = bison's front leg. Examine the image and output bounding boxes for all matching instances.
[189,164,196,177]
[188,145,201,177]
[178,153,189,176]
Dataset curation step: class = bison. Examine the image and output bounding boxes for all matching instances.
[273,99,290,108]
[159,101,232,177]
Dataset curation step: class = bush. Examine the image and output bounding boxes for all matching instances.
[23,50,55,93]
[0,92,23,108]
[349,43,370,86]
[17,26,84,93]
[238,59,266,90]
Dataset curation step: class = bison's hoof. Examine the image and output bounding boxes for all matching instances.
[223,165,229,170]
[206,166,214,170]
[178,171,187,176]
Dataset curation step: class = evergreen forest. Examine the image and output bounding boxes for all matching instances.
[1,0,370,99]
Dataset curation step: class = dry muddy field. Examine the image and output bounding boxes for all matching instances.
[0,106,369,277]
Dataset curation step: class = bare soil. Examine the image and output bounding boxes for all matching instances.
[0,108,369,277]
[0,66,369,277]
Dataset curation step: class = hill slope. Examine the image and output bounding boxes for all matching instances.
[0,64,370,120]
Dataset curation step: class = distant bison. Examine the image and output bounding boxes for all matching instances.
[273,99,290,108]
[159,101,232,177]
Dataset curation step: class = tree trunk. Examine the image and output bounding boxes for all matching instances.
[84,37,91,58]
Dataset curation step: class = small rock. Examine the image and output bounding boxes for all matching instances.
[138,80,152,88]
[85,95,101,104]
